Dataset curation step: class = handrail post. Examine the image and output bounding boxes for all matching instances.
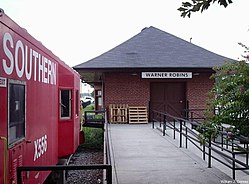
[208,138,211,168]
[226,131,229,149]
[246,144,248,165]
[152,111,154,129]
[106,165,112,184]
[185,127,188,149]
[203,143,205,160]
[173,120,176,139]
[221,126,224,151]
[163,115,166,136]
[232,152,235,180]
[231,139,236,180]
[179,120,182,148]
[84,111,87,123]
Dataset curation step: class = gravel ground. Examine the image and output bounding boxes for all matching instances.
[66,147,103,184]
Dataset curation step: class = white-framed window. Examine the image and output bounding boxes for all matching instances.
[8,79,26,145]
[60,89,72,119]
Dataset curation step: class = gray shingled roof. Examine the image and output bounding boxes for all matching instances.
[74,26,230,70]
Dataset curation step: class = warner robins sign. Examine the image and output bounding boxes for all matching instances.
[141,72,192,79]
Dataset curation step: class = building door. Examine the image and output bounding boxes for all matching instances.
[150,82,186,120]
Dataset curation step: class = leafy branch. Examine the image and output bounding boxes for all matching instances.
[178,0,233,18]
[238,43,249,60]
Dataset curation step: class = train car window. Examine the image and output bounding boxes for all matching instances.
[8,80,26,145]
[60,89,72,119]
[76,90,79,116]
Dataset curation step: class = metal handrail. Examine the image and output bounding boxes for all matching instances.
[105,122,112,166]
[84,110,105,122]
[152,110,249,180]
[83,110,106,129]
[183,108,206,121]
[17,165,112,183]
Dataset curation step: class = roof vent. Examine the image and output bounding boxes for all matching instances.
[141,27,148,32]
[126,52,137,55]
[0,8,4,17]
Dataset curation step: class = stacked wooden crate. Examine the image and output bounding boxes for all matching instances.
[109,104,128,123]
[109,104,148,124]
[128,106,148,124]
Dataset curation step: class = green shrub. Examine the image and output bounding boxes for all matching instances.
[84,104,94,111]
[203,60,249,138]
[81,127,103,149]
[80,104,104,149]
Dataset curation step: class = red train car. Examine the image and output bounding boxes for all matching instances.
[0,9,81,184]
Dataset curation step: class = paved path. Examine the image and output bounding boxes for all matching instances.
[109,124,234,184]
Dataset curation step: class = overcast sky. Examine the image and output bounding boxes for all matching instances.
[1,0,249,67]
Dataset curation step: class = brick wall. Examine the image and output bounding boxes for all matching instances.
[186,72,214,118]
[104,72,150,108]
[103,71,214,120]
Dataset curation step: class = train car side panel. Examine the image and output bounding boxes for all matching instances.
[58,65,81,157]
[0,12,59,184]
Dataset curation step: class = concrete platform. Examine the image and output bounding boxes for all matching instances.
[108,124,236,184]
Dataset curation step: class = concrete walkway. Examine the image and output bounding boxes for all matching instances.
[108,124,234,184]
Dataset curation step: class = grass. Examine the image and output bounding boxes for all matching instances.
[80,104,104,149]
[84,104,94,111]
[81,127,104,149]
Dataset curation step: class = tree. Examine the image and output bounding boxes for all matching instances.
[178,0,233,18]
[239,42,249,61]
[199,60,249,141]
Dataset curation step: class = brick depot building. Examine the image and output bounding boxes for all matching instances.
[74,26,230,122]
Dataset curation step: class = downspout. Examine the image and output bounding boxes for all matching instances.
[0,136,7,184]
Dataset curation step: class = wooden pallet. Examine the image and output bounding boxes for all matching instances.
[109,104,128,123]
[128,106,148,124]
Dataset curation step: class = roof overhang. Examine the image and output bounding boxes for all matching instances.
[74,67,215,84]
